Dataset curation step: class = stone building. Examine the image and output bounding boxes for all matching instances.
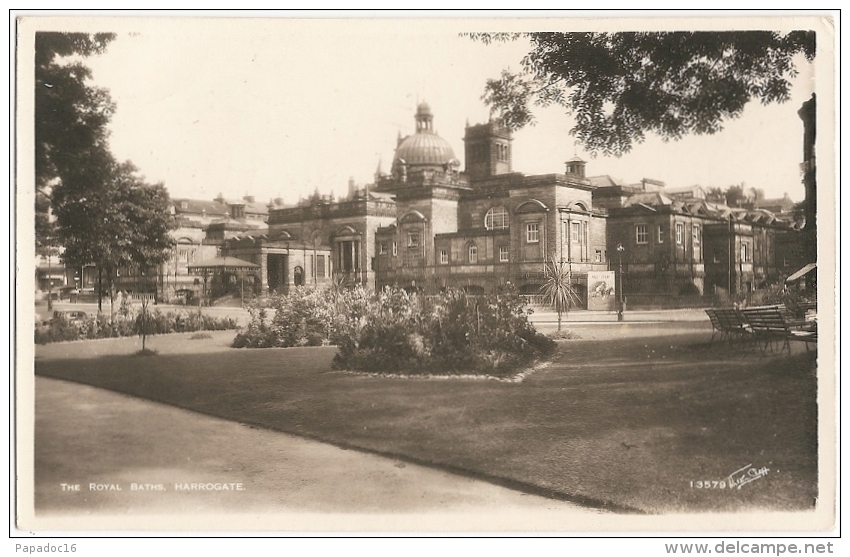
[210,103,609,300]
[599,183,800,302]
[226,187,397,294]
[369,103,609,300]
[152,196,270,302]
[201,101,802,307]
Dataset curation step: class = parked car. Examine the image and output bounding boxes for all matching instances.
[52,310,88,326]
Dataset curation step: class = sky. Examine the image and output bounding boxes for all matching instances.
[70,17,820,206]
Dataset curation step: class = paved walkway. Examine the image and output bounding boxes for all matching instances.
[31,377,602,528]
[42,300,710,327]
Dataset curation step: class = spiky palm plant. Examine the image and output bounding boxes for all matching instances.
[539,259,581,332]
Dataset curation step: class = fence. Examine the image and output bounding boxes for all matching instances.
[522,293,713,311]
[520,294,548,307]
[622,294,711,310]
[128,292,156,303]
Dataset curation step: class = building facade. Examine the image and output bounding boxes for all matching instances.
[212,103,609,302]
[600,186,802,303]
[153,196,271,302]
[197,102,804,307]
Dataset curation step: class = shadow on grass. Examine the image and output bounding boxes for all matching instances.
[34,335,818,514]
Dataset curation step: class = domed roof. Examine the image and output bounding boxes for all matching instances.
[393,102,456,167]
[394,132,456,166]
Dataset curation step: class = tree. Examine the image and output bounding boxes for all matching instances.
[35,32,116,306]
[36,33,176,312]
[35,32,115,189]
[52,160,175,316]
[134,298,157,353]
[539,259,581,333]
[35,189,59,309]
[468,31,815,156]
[724,184,749,208]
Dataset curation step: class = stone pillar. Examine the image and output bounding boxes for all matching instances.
[260,252,269,294]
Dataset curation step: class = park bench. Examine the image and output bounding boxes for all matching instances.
[739,305,817,355]
[705,308,751,344]
[798,301,817,312]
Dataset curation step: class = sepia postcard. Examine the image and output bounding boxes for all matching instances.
[14,13,838,536]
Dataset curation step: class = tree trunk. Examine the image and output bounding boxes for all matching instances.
[46,250,53,311]
[97,268,103,312]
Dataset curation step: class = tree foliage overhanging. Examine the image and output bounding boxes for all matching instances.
[468,31,816,156]
[35,32,175,301]
[35,32,116,189]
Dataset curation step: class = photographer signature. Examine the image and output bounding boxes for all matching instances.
[727,464,769,489]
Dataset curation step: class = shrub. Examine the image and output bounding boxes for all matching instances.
[233,285,554,376]
[268,287,330,347]
[332,285,554,376]
[34,315,80,344]
[333,287,432,373]
[34,307,237,344]
[232,304,274,348]
[233,288,333,348]
[678,282,701,296]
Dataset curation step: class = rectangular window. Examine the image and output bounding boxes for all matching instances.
[526,223,539,243]
[379,242,387,255]
[594,249,602,263]
[407,232,419,248]
[657,225,664,244]
[692,224,701,245]
[392,241,397,256]
[499,246,509,262]
[636,224,648,244]
[741,243,750,262]
[468,245,478,263]
[571,222,581,243]
[440,249,448,264]
[676,223,684,245]
[316,255,325,277]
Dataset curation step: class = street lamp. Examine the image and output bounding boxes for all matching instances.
[616,243,625,322]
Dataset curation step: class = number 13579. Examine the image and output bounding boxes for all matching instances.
[690,480,727,489]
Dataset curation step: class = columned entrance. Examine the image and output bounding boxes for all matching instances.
[335,238,362,283]
[337,240,360,273]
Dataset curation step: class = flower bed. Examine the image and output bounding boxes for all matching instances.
[233,286,554,377]
[34,308,237,344]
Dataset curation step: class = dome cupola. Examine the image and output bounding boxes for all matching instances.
[392,102,456,172]
[415,102,433,132]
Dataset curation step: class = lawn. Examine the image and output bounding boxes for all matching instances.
[34,325,818,514]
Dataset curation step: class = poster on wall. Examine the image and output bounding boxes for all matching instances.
[587,271,616,311]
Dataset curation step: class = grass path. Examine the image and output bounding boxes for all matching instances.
[34,327,818,513]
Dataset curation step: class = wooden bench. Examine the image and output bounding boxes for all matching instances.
[705,308,751,344]
[779,307,809,330]
[740,305,817,355]
[798,301,817,312]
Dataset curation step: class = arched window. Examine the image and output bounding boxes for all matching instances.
[468,244,478,263]
[484,206,509,230]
